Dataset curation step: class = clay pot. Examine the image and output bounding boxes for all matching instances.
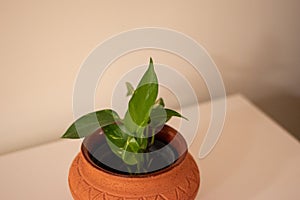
[68,125,200,200]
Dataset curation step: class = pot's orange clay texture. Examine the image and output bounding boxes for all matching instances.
[68,125,200,200]
[68,151,200,200]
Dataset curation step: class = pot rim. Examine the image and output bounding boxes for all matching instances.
[81,124,188,178]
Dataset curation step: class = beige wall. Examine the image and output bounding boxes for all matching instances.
[0,0,299,154]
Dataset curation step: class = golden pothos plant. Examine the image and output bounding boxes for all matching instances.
[62,58,186,172]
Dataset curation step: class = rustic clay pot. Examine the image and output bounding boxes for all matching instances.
[68,125,200,200]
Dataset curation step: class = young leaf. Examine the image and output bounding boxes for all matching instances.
[61,109,121,139]
[125,82,134,96]
[165,108,188,122]
[155,97,165,107]
[127,58,158,127]
[137,58,157,88]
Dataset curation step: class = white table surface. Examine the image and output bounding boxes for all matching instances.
[0,94,299,200]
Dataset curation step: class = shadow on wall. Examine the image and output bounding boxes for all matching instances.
[213,30,300,141]
[254,92,300,141]
[250,34,300,141]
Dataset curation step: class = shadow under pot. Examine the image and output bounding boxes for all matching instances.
[68,125,200,200]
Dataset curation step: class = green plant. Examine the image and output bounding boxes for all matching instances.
[62,58,186,172]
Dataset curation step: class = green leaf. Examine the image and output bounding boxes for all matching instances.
[137,58,157,88]
[148,107,188,130]
[126,137,140,152]
[128,83,158,126]
[61,109,121,139]
[103,123,128,149]
[165,108,188,122]
[121,137,141,165]
[127,58,158,127]
[123,110,138,133]
[155,97,165,107]
[103,123,142,165]
[123,111,148,149]
[149,105,167,128]
[125,82,134,96]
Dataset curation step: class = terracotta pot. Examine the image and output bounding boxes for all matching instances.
[68,125,200,200]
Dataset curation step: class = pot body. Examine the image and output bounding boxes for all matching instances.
[68,125,200,200]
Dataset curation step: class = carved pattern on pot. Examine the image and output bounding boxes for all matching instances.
[69,152,200,200]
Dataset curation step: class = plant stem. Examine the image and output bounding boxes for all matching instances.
[126,165,132,174]
[145,126,149,137]
[150,128,155,146]
[136,154,144,173]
